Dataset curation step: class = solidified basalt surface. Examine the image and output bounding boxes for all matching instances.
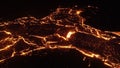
[0,8,120,68]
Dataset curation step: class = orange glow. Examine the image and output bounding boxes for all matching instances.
[4,31,12,35]
[11,50,16,57]
[112,32,120,36]
[0,8,120,68]
[0,45,12,51]
[0,59,5,63]
[74,47,100,58]
[21,52,26,56]
[56,34,67,40]
[66,31,75,39]
[83,57,86,61]
[76,10,82,15]
[104,62,112,67]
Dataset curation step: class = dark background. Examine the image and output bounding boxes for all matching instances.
[0,0,119,31]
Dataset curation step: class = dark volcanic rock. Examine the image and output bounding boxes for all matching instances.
[0,8,120,68]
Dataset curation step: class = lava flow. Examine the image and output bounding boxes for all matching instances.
[0,8,120,68]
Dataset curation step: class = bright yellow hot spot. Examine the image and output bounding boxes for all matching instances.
[66,31,75,39]
[21,52,26,56]
[76,10,82,15]
[4,31,12,35]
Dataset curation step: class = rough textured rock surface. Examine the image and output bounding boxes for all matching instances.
[0,8,120,68]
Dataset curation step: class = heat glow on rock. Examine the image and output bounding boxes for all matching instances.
[0,8,120,68]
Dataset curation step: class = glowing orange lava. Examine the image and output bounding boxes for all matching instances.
[0,8,120,68]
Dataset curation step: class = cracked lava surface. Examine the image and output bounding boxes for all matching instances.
[0,8,120,68]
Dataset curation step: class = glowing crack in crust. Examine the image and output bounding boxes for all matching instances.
[0,8,120,68]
